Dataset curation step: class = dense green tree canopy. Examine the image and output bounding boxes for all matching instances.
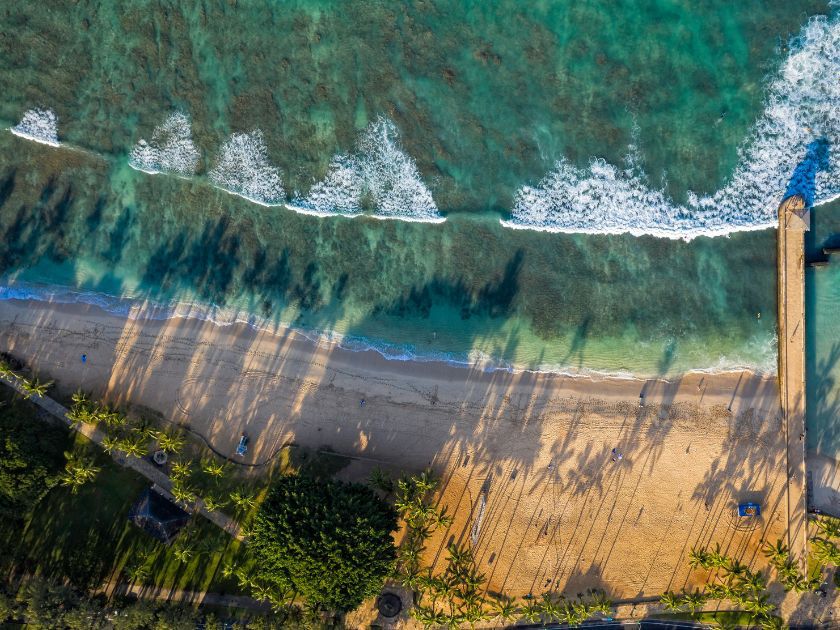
[249,475,398,612]
[0,396,69,517]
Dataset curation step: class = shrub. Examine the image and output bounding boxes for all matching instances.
[248,475,398,612]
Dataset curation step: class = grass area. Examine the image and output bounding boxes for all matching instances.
[653,610,780,627]
[0,386,356,601]
[0,401,252,596]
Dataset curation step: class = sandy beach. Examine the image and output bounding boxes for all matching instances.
[0,297,829,614]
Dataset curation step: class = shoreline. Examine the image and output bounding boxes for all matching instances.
[0,281,777,381]
[0,296,785,449]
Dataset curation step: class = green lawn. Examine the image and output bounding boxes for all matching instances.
[0,400,251,596]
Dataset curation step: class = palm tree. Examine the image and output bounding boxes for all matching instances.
[705,583,731,601]
[202,494,228,512]
[101,435,120,454]
[368,467,394,493]
[741,570,768,593]
[689,546,711,569]
[537,592,561,622]
[491,595,518,621]
[221,561,239,579]
[447,543,473,569]
[722,559,748,584]
[707,542,728,568]
[60,453,101,494]
[784,572,809,593]
[0,360,14,379]
[590,589,613,615]
[99,406,126,427]
[235,568,254,590]
[21,376,52,399]
[117,435,148,459]
[398,542,424,567]
[201,458,226,478]
[414,470,437,495]
[400,566,422,590]
[660,591,682,611]
[814,516,840,539]
[171,481,197,505]
[811,537,840,564]
[410,605,443,626]
[758,616,784,630]
[67,407,88,429]
[230,490,256,511]
[173,543,195,564]
[170,460,192,480]
[678,589,707,613]
[520,597,542,623]
[125,562,150,582]
[461,600,490,627]
[131,417,158,441]
[157,428,186,454]
[763,539,789,565]
[250,583,273,602]
[743,594,775,617]
[434,505,454,528]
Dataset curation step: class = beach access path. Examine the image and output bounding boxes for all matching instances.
[776,195,809,567]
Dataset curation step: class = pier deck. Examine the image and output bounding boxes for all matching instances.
[777,195,809,566]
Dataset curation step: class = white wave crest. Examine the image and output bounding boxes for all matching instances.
[294,117,443,222]
[10,108,59,147]
[129,111,200,177]
[208,130,285,206]
[505,12,840,239]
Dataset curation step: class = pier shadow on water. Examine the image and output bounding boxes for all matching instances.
[784,137,829,208]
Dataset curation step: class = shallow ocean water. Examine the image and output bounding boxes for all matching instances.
[805,201,840,457]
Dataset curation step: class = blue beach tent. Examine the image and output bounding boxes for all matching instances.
[738,502,761,517]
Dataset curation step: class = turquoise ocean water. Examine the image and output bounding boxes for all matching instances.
[0,2,839,456]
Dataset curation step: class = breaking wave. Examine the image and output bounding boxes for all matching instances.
[208,130,285,206]
[128,111,200,177]
[10,108,59,147]
[292,117,444,222]
[504,11,840,239]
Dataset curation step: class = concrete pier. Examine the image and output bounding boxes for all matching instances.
[777,194,809,566]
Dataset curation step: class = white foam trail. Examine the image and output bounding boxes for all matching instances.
[294,117,443,222]
[129,111,200,177]
[505,11,840,240]
[10,108,59,147]
[208,130,285,205]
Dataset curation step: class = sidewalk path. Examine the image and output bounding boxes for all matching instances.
[776,194,809,567]
[0,375,244,541]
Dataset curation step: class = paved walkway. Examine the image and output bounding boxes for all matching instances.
[0,375,244,541]
[777,195,809,567]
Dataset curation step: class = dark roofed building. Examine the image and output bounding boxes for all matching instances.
[128,486,190,544]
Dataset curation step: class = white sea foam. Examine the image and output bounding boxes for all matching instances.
[208,130,285,205]
[294,117,443,222]
[10,108,59,147]
[505,12,840,239]
[128,111,200,177]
